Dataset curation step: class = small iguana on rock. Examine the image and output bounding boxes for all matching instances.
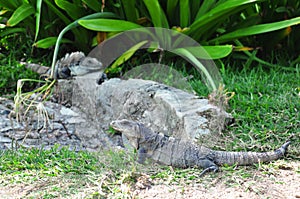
[110,119,290,176]
[24,52,104,78]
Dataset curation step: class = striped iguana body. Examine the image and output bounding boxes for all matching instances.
[110,119,290,176]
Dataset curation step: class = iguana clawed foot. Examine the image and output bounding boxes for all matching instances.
[199,165,219,177]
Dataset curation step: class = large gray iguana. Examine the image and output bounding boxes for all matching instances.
[110,119,290,176]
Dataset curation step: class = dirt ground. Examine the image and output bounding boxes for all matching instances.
[135,160,300,199]
[0,160,299,199]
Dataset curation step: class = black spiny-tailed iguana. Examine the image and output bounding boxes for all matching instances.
[110,119,290,176]
[24,52,103,78]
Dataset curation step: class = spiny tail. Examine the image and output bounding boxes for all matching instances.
[214,141,290,166]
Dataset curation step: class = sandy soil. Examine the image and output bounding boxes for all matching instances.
[135,161,300,199]
[0,160,299,199]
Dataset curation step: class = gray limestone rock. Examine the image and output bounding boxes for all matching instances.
[0,70,232,151]
[56,74,232,147]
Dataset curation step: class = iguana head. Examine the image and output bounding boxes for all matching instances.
[110,119,141,149]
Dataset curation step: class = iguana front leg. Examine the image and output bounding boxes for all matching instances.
[197,159,219,177]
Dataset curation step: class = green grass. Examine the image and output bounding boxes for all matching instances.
[190,65,299,158]
[0,145,139,198]
[0,145,102,174]
[224,66,299,156]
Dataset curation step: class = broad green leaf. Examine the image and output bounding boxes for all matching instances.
[167,0,178,19]
[0,27,26,37]
[213,16,300,43]
[0,0,20,10]
[7,4,35,26]
[143,0,169,28]
[183,45,233,59]
[179,0,189,27]
[44,0,85,48]
[35,0,43,42]
[121,0,138,22]
[82,0,102,12]
[195,0,216,20]
[187,0,266,39]
[50,12,120,74]
[78,19,142,32]
[44,0,71,25]
[110,40,148,69]
[54,0,85,20]
[189,0,201,20]
[34,37,72,49]
[171,48,217,90]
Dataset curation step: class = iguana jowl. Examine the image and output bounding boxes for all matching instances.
[110,119,290,176]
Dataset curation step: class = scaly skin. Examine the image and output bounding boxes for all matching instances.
[110,119,290,176]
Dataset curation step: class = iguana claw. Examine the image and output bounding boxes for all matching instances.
[199,166,219,177]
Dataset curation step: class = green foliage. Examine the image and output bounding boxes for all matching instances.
[252,0,300,56]
[1,1,299,59]
[0,64,39,96]
[103,0,300,52]
[0,32,49,96]
[75,0,300,87]
[82,0,238,59]
[0,0,117,56]
[2,0,299,69]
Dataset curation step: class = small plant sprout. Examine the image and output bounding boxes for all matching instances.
[14,78,55,125]
[208,84,235,111]
[36,101,51,130]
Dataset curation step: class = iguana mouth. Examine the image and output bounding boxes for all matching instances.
[110,121,123,132]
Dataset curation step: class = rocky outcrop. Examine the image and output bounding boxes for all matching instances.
[0,71,232,151]
[57,72,232,149]
[0,97,83,151]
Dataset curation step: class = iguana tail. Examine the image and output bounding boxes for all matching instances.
[213,141,290,166]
